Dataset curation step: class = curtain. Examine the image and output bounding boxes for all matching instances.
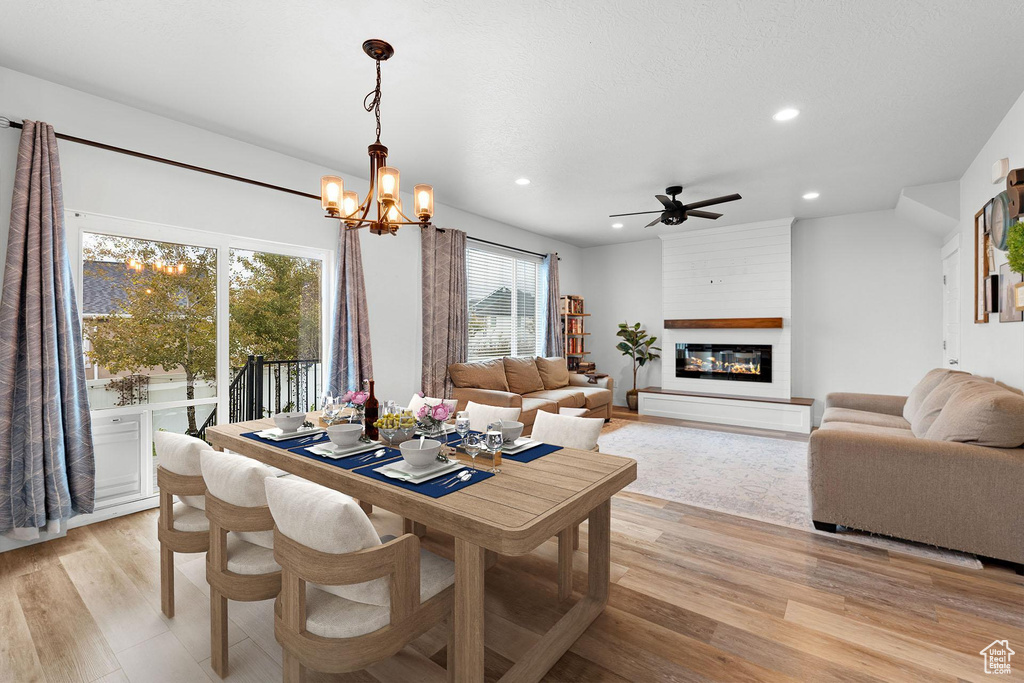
[327,226,373,394]
[421,227,467,398]
[0,121,95,538]
[540,253,563,357]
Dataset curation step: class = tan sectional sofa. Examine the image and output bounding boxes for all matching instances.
[447,357,613,434]
[809,368,1024,569]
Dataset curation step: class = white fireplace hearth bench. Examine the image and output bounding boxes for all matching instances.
[637,387,814,434]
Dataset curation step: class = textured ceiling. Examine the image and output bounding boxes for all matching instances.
[2,0,1023,246]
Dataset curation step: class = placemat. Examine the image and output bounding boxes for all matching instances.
[500,443,562,463]
[240,430,333,451]
[352,461,494,498]
[287,445,403,471]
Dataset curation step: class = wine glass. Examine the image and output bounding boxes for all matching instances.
[454,411,471,446]
[462,433,482,470]
[484,421,503,474]
[322,394,340,426]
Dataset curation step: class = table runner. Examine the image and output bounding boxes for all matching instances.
[352,461,494,498]
[287,444,402,470]
[440,431,563,463]
[239,430,331,451]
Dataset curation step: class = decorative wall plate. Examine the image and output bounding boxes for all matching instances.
[990,191,1010,251]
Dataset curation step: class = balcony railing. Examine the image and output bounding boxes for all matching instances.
[228,355,323,423]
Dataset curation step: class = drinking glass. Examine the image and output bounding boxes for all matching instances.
[462,433,482,470]
[484,421,503,474]
[322,395,340,426]
[454,411,471,446]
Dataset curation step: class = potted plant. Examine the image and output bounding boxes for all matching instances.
[616,322,661,411]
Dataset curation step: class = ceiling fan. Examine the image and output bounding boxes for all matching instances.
[610,186,742,227]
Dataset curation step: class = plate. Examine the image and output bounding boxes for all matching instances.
[256,426,325,441]
[306,440,381,459]
[375,459,464,484]
[501,438,541,454]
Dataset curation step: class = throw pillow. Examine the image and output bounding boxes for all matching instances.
[902,368,968,422]
[926,382,1024,448]
[448,359,509,392]
[910,373,980,437]
[535,356,571,389]
[503,357,545,395]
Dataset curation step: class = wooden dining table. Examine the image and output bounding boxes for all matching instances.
[207,416,636,682]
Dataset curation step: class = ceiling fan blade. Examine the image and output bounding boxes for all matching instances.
[609,210,665,217]
[686,210,722,219]
[654,194,677,210]
[644,215,665,228]
[684,193,742,210]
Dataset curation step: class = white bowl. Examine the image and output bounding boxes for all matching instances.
[399,439,441,469]
[327,424,362,448]
[273,412,306,433]
[500,420,524,444]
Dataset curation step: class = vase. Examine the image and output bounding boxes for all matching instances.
[626,389,638,412]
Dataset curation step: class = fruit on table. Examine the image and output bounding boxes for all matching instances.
[373,410,416,429]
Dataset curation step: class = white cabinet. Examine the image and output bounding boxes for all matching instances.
[91,411,148,508]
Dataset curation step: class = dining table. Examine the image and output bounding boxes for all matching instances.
[206,415,636,683]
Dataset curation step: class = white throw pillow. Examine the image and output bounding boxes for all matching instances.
[155,431,208,509]
[201,449,278,549]
[265,476,388,606]
[531,411,603,451]
[464,401,521,432]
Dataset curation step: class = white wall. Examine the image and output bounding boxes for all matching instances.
[660,219,793,400]
[0,66,583,405]
[791,209,943,422]
[578,239,662,405]
[954,88,1024,390]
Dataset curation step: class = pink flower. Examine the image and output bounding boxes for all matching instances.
[431,403,451,421]
[416,391,425,398]
[351,391,369,406]
[341,390,354,403]
[416,405,429,419]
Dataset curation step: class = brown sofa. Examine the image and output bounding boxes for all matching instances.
[808,368,1024,569]
[447,357,613,434]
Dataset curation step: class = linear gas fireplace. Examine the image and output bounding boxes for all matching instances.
[675,343,773,383]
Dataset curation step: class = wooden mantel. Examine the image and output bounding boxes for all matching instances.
[664,317,784,329]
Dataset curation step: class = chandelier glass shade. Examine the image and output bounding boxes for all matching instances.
[320,40,434,235]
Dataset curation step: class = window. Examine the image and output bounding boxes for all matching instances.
[466,245,541,361]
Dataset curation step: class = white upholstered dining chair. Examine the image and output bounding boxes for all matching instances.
[529,410,605,601]
[201,449,283,678]
[265,476,456,682]
[463,400,521,432]
[154,431,211,618]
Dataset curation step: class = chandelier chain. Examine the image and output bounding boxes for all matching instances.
[363,59,383,143]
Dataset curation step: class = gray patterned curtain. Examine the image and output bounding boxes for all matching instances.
[421,227,467,398]
[327,226,373,394]
[0,121,95,538]
[541,253,563,356]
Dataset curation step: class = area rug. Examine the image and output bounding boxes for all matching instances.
[597,419,982,568]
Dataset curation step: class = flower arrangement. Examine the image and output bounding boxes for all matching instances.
[414,392,452,435]
[341,390,369,407]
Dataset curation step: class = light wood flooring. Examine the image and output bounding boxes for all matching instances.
[2,490,1022,682]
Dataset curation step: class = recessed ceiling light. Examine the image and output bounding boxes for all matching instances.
[772,108,800,121]
[515,178,531,186]
[611,223,624,229]
[802,191,820,200]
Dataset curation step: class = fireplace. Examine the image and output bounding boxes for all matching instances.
[675,343,773,383]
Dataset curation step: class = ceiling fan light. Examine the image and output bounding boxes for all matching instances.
[377,167,400,203]
[321,175,344,214]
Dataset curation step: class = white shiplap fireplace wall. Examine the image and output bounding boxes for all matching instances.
[660,217,794,399]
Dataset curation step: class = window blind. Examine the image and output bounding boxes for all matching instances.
[466,245,541,362]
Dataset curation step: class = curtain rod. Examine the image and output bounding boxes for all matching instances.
[467,236,558,261]
[0,116,321,201]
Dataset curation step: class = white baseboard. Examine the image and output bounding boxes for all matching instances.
[638,391,812,434]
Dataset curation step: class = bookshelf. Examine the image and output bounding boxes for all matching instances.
[560,295,595,373]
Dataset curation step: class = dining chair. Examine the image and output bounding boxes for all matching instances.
[265,476,456,682]
[464,400,522,432]
[529,410,604,601]
[155,431,211,618]
[201,449,283,678]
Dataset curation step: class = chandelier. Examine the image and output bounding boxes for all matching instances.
[320,40,434,236]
